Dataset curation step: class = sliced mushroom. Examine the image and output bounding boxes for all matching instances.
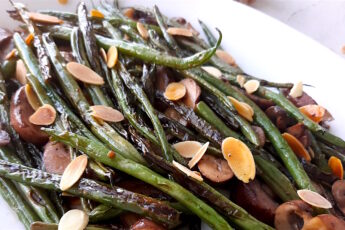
[43,141,71,174]
[245,92,274,110]
[302,214,345,230]
[251,125,266,147]
[155,67,173,92]
[286,123,311,148]
[332,180,345,215]
[197,154,234,183]
[179,78,201,109]
[265,106,294,131]
[120,213,142,228]
[274,200,313,230]
[130,218,164,230]
[281,89,317,108]
[232,179,279,225]
[10,86,49,145]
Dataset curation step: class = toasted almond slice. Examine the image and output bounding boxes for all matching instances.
[198,154,234,183]
[66,62,104,85]
[25,33,34,45]
[179,78,201,109]
[221,137,255,183]
[164,82,186,101]
[216,50,236,66]
[25,84,41,111]
[236,74,246,88]
[106,46,118,68]
[90,9,104,19]
[58,209,89,230]
[299,105,325,123]
[29,104,56,126]
[188,142,209,168]
[289,81,303,98]
[16,59,27,85]
[172,160,203,181]
[90,105,124,123]
[282,132,311,161]
[60,155,88,191]
[100,48,107,62]
[5,48,17,60]
[328,156,344,179]
[201,66,222,79]
[297,189,332,209]
[28,12,63,24]
[137,22,149,40]
[166,27,193,37]
[123,8,135,19]
[172,141,202,158]
[107,151,116,159]
[228,96,254,122]
[58,0,68,5]
[243,79,260,94]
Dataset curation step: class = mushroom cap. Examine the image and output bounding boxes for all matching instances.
[274,200,313,230]
[332,180,345,215]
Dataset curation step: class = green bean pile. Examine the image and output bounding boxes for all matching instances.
[1,1,345,230]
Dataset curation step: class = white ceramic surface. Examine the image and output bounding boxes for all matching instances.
[1,0,345,229]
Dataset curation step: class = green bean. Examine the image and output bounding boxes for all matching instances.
[198,20,220,48]
[0,147,60,223]
[191,69,316,190]
[119,24,147,44]
[309,133,331,174]
[44,129,233,230]
[0,178,39,229]
[256,87,345,148]
[319,142,345,164]
[42,33,146,165]
[254,155,299,202]
[117,61,172,162]
[44,25,222,70]
[0,159,180,227]
[195,101,240,139]
[1,59,16,80]
[89,205,122,223]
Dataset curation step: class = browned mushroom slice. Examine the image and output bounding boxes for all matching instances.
[130,218,165,230]
[43,141,71,174]
[281,88,317,108]
[274,200,313,230]
[265,106,294,131]
[251,125,266,147]
[179,78,201,109]
[302,214,345,230]
[286,123,310,148]
[120,213,142,228]
[197,154,233,183]
[155,67,173,92]
[332,180,345,215]
[232,179,279,225]
[10,86,49,145]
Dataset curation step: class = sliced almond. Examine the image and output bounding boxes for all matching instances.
[106,46,118,68]
[172,141,202,158]
[58,209,89,230]
[29,104,56,126]
[236,74,246,88]
[137,22,149,40]
[243,79,260,94]
[201,66,222,79]
[25,33,34,45]
[66,62,104,85]
[25,84,41,111]
[299,105,325,123]
[90,9,104,19]
[15,59,27,85]
[228,96,254,122]
[172,160,203,181]
[328,156,343,179]
[100,48,107,62]
[123,8,135,19]
[216,50,236,66]
[28,12,63,24]
[282,132,311,161]
[289,81,303,98]
[197,154,234,183]
[179,78,201,109]
[221,137,255,183]
[164,82,186,101]
[297,189,332,209]
[58,0,68,5]
[188,142,209,168]
[90,105,124,123]
[60,155,88,191]
[166,27,193,37]
[5,48,17,60]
